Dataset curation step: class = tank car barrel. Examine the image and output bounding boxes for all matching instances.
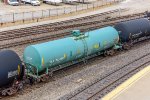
[23,26,120,78]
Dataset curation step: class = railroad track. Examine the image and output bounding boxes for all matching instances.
[0,9,125,40]
[59,50,150,100]
[0,11,144,42]
[0,12,147,49]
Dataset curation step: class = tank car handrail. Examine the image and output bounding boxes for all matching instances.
[23,62,38,75]
[23,62,36,68]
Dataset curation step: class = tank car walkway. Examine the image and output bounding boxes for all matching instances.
[102,65,150,100]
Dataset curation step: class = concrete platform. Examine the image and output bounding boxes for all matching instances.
[102,65,150,100]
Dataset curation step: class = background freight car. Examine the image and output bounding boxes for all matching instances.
[114,18,150,43]
[0,50,24,95]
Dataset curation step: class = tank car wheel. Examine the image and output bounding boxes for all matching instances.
[36,78,41,83]
[41,77,45,82]
[45,75,50,82]
[123,43,131,50]
[118,48,123,51]
[24,78,31,84]
[6,83,19,95]
[28,77,36,85]
[48,71,53,77]
[107,49,115,56]
[105,49,115,56]
[1,90,7,96]
[41,76,49,82]
[18,83,24,90]
[7,89,14,96]
[103,51,108,57]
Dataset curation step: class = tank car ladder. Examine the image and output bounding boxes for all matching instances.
[82,39,88,64]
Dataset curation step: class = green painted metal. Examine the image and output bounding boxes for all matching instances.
[84,26,119,55]
[71,30,81,36]
[23,26,119,75]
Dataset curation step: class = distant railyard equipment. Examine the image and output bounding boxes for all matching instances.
[42,0,93,5]
[0,17,150,96]
[43,0,62,5]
